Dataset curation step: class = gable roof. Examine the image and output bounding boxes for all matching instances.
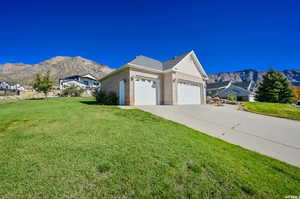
[207,81,231,89]
[232,81,250,89]
[128,55,163,71]
[82,74,97,80]
[218,84,251,98]
[232,80,256,91]
[128,51,207,77]
[61,74,97,81]
[207,80,257,92]
[162,51,190,70]
[128,52,190,71]
[100,50,208,81]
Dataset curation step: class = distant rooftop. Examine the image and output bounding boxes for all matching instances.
[206,81,231,89]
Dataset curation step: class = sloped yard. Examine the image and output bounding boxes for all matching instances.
[0,98,300,198]
[242,102,300,120]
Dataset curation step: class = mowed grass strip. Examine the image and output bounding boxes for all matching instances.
[0,98,300,198]
[242,102,300,120]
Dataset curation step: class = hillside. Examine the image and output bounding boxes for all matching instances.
[208,69,300,84]
[0,56,113,85]
[2,58,300,86]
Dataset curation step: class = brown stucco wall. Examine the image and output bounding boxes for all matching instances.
[162,72,174,105]
[101,67,207,105]
[101,68,131,105]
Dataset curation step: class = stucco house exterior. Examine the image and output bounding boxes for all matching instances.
[100,50,208,105]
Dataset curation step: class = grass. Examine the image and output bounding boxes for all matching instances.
[242,102,300,120]
[0,98,300,198]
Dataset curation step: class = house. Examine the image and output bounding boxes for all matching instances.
[0,81,24,96]
[100,50,208,105]
[206,81,231,97]
[207,80,256,101]
[0,81,24,91]
[59,74,100,90]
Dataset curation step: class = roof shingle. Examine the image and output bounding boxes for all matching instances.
[128,55,163,71]
[127,51,192,71]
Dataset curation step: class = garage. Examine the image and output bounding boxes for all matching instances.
[134,78,159,105]
[177,82,201,104]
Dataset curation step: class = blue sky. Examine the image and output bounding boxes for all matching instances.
[0,0,300,74]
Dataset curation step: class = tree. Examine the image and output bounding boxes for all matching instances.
[292,87,300,101]
[255,69,294,103]
[32,70,53,98]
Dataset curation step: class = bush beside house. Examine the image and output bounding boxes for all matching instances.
[94,90,118,105]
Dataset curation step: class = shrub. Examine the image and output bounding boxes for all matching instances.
[94,90,118,105]
[227,94,237,101]
[61,86,84,97]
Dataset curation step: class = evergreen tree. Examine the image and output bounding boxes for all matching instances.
[32,70,53,98]
[255,69,294,103]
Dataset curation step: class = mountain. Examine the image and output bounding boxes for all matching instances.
[2,57,299,87]
[0,56,113,85]
[208,69,300,84]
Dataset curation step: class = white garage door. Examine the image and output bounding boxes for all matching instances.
[177,82,201,105]
[134,78,159,105]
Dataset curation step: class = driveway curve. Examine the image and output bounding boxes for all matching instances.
[137,104,300,167]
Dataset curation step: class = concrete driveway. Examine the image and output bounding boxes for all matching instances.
[137,104,300,167]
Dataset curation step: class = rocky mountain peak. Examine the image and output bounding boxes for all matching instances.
[208,69,300,84]
[0,56,113,85]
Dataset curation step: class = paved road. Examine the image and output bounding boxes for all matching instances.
[137,104,300,167]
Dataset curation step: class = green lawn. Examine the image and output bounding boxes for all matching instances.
[0,98,300,198]
[242,102,300,120]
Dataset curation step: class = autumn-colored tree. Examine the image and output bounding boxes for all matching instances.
[292,87,300,100]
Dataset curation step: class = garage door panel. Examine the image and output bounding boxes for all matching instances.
[135,78,158,105]
[177,82,201,105]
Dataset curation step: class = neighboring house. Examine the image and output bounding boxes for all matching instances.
[207,80,256,101]
[0,81,24,96]
[100,50,208,105]
[0,81,24,91]
[59,74,100,90]
[206,81,231,97]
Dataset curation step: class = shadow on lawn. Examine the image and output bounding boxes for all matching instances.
[26,98,46,100]
[79,101,99,105]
